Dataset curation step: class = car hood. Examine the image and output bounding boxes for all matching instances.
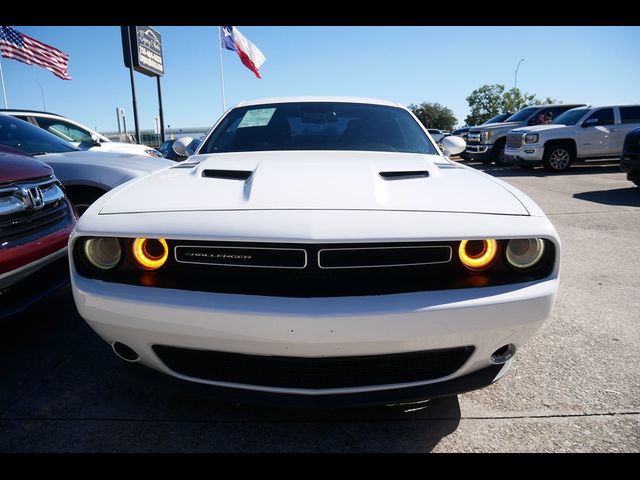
[510,124,570,134]
[36,150,174,173]
[0,152,52,184]
[469,121,522,133]
[98,151,529,215]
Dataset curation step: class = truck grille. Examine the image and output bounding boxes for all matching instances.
[152,345,475,389]
[506,134,524,149]
[467,132,481,144]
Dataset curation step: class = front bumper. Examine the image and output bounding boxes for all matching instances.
[464,144,492,161]
[0,251,70,319]
[72,271,558,401]
[504,146,544,166]
[620,154,640,178]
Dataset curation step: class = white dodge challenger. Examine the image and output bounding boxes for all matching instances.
[70,97,560,406]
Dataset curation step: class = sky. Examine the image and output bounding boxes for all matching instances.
[2,26,639,133]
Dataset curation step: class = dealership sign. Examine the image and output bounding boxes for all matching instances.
[121,26,164,77]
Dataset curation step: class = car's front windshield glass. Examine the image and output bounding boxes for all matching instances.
[199,102,439,155]
[483,113,509,124]
[505,107,539,123]
[552,108,589,126]
[0,115,78,154]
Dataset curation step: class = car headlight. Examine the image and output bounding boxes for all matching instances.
[82,237,122,270]
[132,238,169,270]
[524,133,539,144]
[145,149,164,157]
[458,239,498,271]
[481,131,492,143]
[505,238,545,269]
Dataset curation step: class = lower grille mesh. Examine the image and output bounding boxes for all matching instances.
[153,345,475,389]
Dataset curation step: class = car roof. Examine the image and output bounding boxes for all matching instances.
[235,96,402,108]
[0,109,68,119]
[579,104,640,110]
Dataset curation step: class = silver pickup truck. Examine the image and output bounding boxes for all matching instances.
[465,104,587,164]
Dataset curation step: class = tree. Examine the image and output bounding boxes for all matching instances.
[465,84,562,126]
[408,102,457,131]
[501,87,538,113]
[465,84,504,126]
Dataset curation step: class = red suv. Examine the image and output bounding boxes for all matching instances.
[0,145,76,318]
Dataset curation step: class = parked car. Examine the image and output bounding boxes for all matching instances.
[466,104,588,164]
[0,115,175,215]
[620,126,640,186]
[427,128,446,143]
[158,139,186,161]
[0,145,76,319]
[452,113,513,160]
[70,97,560,406]
[452,113,514,141]
[159,138,202,161]
[504,105,640,172]
[1,109,163,158]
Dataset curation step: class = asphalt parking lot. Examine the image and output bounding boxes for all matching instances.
[1,160,639,453]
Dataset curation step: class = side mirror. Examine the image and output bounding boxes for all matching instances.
[90,133,101,146]
[172,137,195,157]
[581,118,598,128]
[441,135,466,157]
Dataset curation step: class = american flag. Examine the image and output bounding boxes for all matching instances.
[0,26,71,80]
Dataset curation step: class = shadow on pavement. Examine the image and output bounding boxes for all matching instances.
[574,187,640,207]
[0,286,462,452]
[462,161,622,178]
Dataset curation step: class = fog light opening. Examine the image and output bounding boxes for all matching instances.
[490,344,516,365]
[112,342,140,362]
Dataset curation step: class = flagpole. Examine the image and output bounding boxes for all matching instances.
[0,57,8,108]
[218,26,226,112]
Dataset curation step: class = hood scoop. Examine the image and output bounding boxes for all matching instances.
[379,170,429,180]
[202,169,253,180]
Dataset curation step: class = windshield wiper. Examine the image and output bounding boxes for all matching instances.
[31,152,48,156]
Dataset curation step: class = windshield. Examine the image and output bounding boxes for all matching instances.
[0,115,78,154]
[505,107,539,123]
[483,113,511,124]
[199,102,439,155]
[552,108,589,125]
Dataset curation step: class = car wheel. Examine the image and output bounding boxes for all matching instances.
[492,140,508,166]
[542,144,574,172]
[66,187,107,216]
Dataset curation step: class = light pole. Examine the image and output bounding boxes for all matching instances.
[515,58,525,90]
[34,77,46,111]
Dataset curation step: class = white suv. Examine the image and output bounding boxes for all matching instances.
[2,109,163,158]
[504,105,640,172]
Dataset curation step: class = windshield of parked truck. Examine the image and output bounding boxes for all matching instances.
[552,108,589,126]
[505,107,539,123]
[483,113,511,124]
[199,102,439,155]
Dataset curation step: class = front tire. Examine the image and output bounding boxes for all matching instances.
[65,187,108,216]
[542,144,574,172]
[491,138,508,165]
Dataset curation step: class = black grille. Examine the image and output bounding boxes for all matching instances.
[506,134,523,149]
[152,345,475,389]
[0,201,69,243]
[74,239,557,297]
[175,245,306,268]
[318,245,451,268]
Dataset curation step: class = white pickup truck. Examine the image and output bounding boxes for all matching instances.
[504,105,640,172]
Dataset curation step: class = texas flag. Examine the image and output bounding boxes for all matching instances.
[220,26,266,79]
